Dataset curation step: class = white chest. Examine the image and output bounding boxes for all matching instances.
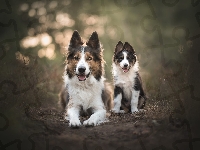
[116,77,134,100]
[112,63,138,100]
[66,76,104,110]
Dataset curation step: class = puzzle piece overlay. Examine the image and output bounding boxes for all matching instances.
[0,0,200,149]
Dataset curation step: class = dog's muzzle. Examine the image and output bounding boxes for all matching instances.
[76,67,90,81]
[122,63,129,73]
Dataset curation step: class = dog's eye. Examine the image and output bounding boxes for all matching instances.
[119,57,123,60]
[127,56,130,60]
[87,57,92,61]
[74,56,79,60]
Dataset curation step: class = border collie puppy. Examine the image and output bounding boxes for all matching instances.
[112,41,147,113]
[60,30,112,127]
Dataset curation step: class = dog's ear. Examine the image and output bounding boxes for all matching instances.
[86,31,100,49]
[123,42,135,54]
[114,41,123,54]
[69,30,83,48]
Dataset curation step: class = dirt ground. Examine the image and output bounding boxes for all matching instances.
[18,95,194,150]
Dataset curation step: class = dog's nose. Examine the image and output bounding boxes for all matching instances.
[124,64,128,68]
[78,67,86,73]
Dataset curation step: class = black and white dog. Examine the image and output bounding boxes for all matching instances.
[60,31,112,127]
[112,41,147,113]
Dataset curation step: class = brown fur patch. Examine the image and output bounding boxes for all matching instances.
[66,49,81,78]
[65,46,104,80]
[102,82,113,111]
[60,30,113,112]
[84,51,103,80]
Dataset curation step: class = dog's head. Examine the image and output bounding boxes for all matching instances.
[113,41,137,73]
[66,30,104,81]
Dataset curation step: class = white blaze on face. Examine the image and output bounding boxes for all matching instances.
[75,47,90,80]
[120,51,129,73]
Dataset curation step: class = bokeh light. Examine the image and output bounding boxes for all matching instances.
[20,36,39,48]
[40,33,52,46]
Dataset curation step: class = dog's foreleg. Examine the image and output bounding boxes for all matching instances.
[83,97,106,126]
[131,90,140,113]
[83,107,106,126]
[112,86,124,113]
[112,93,125,113]
[67,106,81,127]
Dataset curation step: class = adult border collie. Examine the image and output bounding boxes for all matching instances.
[112,41,147,113]
[60,30,112,127]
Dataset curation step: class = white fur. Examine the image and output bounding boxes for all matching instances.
[65,75,106,127]
[131,90,140,112]
[75,47,90,75]
[112,61,140,113]
[120,52,129,68]
[112,93,125,113]
[64,48,106,127]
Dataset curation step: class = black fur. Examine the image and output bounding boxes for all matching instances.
[113,41,147,112]
[113,72,147,111]
[134,72,147,109]
[114,50,136,64]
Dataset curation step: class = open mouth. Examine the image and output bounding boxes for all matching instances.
[122,67,129,73]
[76,73,90,81]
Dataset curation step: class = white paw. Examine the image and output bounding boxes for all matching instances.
[83,118,98,126]
[111,108,125,113]
[69,118,81,128]
[131,107,139,113]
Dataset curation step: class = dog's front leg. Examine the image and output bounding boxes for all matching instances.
[67,106,81,128]
[83,107,106,126]
[131,90,140,113]
[112,93,125,113]
[112,86,125,113]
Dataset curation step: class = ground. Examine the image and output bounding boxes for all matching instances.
[17,101,192,150]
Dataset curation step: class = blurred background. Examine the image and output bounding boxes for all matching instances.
[0,0,200,148]
[1,0,199,87]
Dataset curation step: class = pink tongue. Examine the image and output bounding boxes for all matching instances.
[123,69,128,73]
[78,75,86,81]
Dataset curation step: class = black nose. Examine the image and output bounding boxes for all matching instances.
[78,67,86,73]
[124,64,128,67]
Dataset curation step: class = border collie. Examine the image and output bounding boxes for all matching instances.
[112,41,147,113]
[60,30,112,127]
